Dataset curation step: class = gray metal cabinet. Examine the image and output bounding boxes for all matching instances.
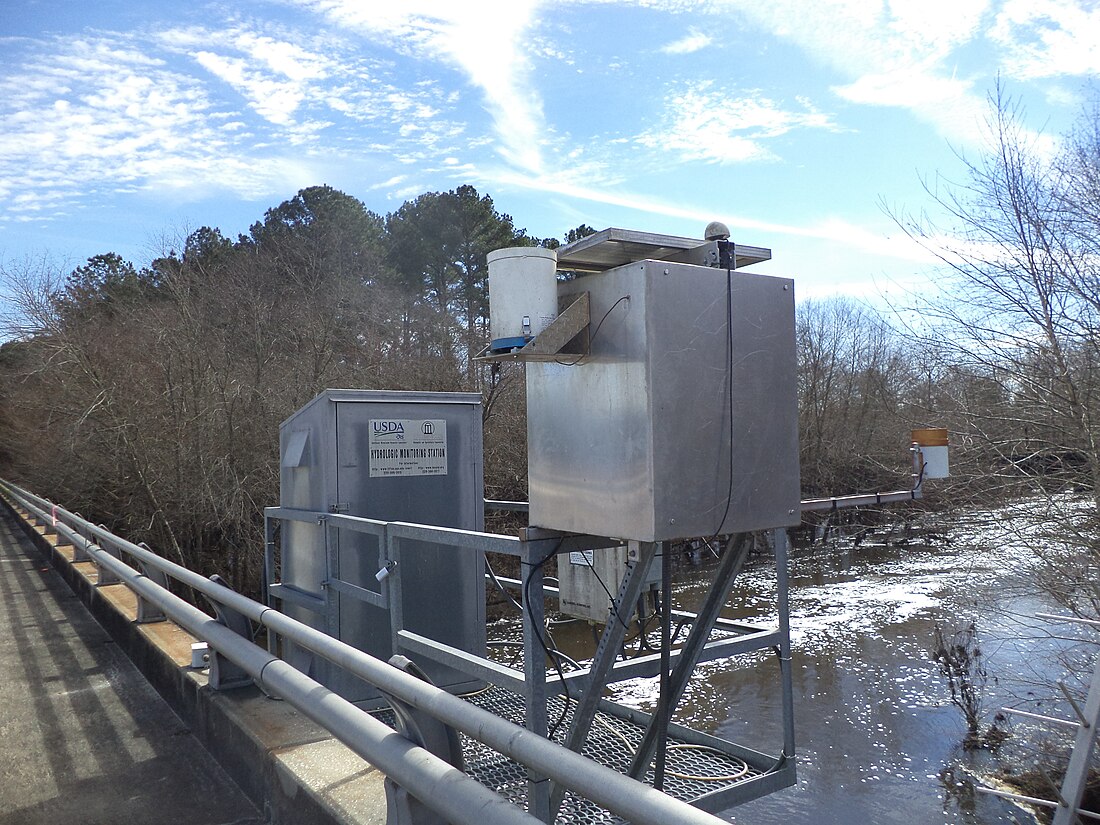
[279,389,485,703]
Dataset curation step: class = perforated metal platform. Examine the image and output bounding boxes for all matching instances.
[372,683,767,824]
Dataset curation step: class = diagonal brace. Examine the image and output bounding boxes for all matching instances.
[627,533,751,780]
[550,541,658,816]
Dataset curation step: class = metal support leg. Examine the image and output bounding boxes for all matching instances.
[323,517,340,639]
[1053,651,1100,825]
[654,541,672,791]
[135,542,168,623]
[628,534,752,779]
[387,528,405,658]
[263,514,277,655]
[774,529,796,764]
[93,529,122,586]
[521,542,551,823]
[551,541,658,815]
[203,574,253,690]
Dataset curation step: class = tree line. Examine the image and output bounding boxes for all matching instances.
[1,90,1098,613]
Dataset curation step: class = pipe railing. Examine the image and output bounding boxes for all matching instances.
[0,479,732,825]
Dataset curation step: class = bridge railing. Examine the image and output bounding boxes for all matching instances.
[0,479,729,825]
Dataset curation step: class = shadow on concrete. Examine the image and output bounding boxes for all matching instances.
[0,509,263,825]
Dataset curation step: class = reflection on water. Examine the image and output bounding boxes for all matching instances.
[530,503,1086,824]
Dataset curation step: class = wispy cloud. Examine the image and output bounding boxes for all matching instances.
[0,35,278,221]
[0,21,469,225]
[660,28,713,55]
[637,82,842,164]
[720,0,993,144]
[489,167,935,265]
[990,0,1100,79]
[289,1,550,173]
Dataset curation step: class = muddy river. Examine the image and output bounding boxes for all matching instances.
[516,497,1093,824]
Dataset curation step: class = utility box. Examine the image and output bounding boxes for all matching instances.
[279,389,485,704]
[526,259,800,542]
[558,546,660,623]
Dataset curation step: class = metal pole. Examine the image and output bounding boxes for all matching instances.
[263,511,277,656]
[654,541,672,791]
[775,528,796,762]
[0,481,740,825]
[521,541,551,822]
[1053,651,1100,825]
[550,541,658,815]
[628,533,752,779]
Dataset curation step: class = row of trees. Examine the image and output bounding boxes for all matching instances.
[1,89,1098,608]
[0,185,547,591]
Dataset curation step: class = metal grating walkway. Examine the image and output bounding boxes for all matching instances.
[373,684,762,824]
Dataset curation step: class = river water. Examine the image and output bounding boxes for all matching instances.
[532,497,1094,824]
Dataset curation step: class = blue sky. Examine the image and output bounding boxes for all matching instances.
[1,0,1098,303]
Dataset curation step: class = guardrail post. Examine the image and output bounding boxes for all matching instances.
[93,528,123,586]
[71,513,90,562]
[203,574,254,690]
[134,542,169,623]
[381,655,464,825]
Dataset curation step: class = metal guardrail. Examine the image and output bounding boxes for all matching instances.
[0,479,732,825]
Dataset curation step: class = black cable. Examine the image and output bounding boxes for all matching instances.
[712,243,737,537]
[580,551,631,630]
[555,294,631,366]
[485,555,523,613]
[522,540,573,737]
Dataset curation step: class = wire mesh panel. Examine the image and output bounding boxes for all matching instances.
[372,684,763,824]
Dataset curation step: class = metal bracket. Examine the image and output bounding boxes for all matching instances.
[473,292,591,363]
[135,542,168,623]
[382,655,464,825]
[93,527,122,586]
[203,574,254,690]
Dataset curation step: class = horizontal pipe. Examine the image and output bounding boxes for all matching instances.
[976,786,1060,810]
[800,488,921,512]
[5,487,538,825]
[999,706,1080,729]
[3,481,735,825]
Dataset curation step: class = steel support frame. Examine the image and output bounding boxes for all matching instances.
[550,540,659,814]
[231,501,798,819]
[627,534,752,779]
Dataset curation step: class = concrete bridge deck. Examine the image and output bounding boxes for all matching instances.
[0,507,263,825]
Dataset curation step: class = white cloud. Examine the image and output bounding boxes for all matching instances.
[0,36,285,219]
[289,1,549,173]
[0,21,476,225]
[714,0,995,145]
[991,0,1100,79]
[637,82,842,164]
[660,28,713,55]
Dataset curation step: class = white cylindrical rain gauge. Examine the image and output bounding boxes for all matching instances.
[912,427,949,478]
[487,246,558,351]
